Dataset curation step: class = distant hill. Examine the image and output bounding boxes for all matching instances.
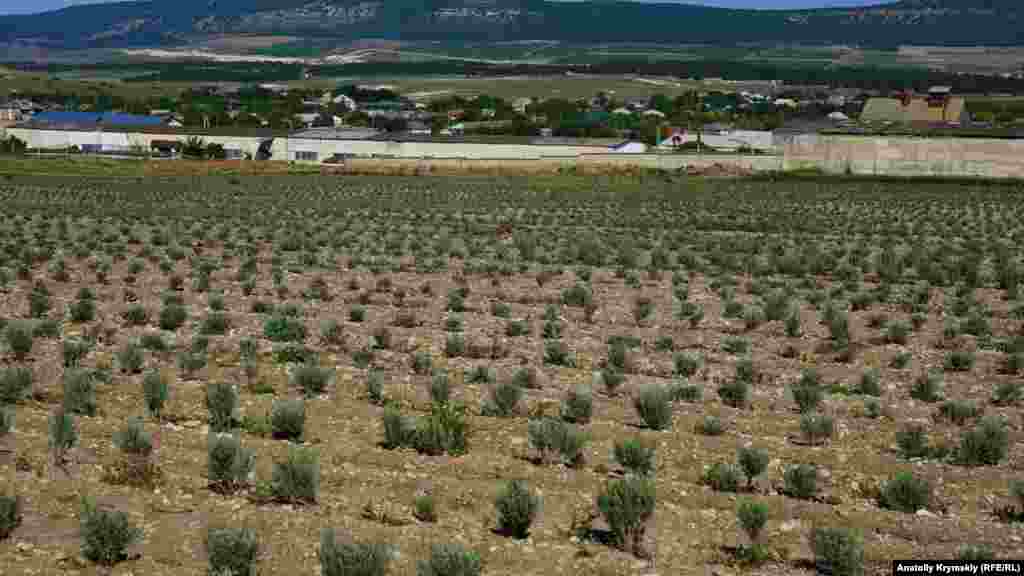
[0,0,1020,50]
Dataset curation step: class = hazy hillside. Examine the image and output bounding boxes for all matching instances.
[0,0,1020,49]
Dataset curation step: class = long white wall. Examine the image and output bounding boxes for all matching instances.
[286,138,611,162]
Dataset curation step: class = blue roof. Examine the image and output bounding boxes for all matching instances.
[31,111,165,126]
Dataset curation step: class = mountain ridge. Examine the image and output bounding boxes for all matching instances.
[0,0,1020,50]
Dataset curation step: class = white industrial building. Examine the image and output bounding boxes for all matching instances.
[6,124,644,163]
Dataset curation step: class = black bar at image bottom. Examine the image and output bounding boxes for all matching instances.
[893,560,1024,575]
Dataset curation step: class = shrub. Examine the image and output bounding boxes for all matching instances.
[445,315,464,333]
[79,498,141,566]
[0,366,32,404]
[505,319,529,337]
[561,385,593,424]
[562,284,592,308]
[944,349,975,372]
[141,370,168,419]
[673,352,701,377]
[264,314,306,342]
[0,493,21,541]
[811,527,864,576]
[49,407,77,464]
[62,369,97,416]
[938,400,981,426]
[511,366,542,390]
[206,382,240,433]
[429,372,451,405]
[4,320,34,360]
[319,528,392,576]
[366,370,384,405]
[737,500,769,552]
[291,362,333,397]
[992,381,1023,406]
[718,378,750,408]
[784,310,802,337]
[270,398,305,441]
[271,447,319,504]
[200,312,230,335]
[886,320,910,344]
[445,334,465,358]
[0,407,12,436]
[275,343,315,365]
[411,351,432,375]
[177,349,208,378]
[495,480,539,539]
[799,412,834,445]
[528,418,588,467]
[703,462,742,492]
[414,493,437,523]
[597,476,656,556]
[349,305,366,323]
[122,304,150,327]
[670,381,702,403]
[957,544,995,562]
[69,299,97,323]
[956,415,1009,466]
[417,543,481,576]
[138,331,168,352]
[412,402,470,456]
[482,381,522,417]
[597,368,625,395]
[466,365,494,384]
[879,472,931,513]
[791,369,823,413]
[783,464,818,500]
[634,383,672,430]
[737,446,769,489]
[114,417,153,457]
[613,438,655,476]
[318,318,344,347]
[381,407,413,450]
[697,415,725,436]
[722,336,749,355]
[205,525,260,576]
[864,398,882,419]
[207,433,255,493]
[856,369,881,397]
[158,304,187,331]
[896,424,932,459]
[891,351,912,369]
[543,341,573,366]
[910,372,943,403]
[117,341,145,374]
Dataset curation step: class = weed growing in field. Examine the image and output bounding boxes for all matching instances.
[418,543,481,576]
[992,381,1023,406]
[270,399,305,441]
[737,446,769,490]
[561,385,593,424]
[703,462,741,493]
[910,372,944,403]
[736,500,769,563]
[269,447,319,504]
[206,382,240,433]
[528,418,587,467]
[597,475,655,557]
[495,480,539,539]
[896,424,933,459]
[634,383,672,430]
[0,366,32,404]
[799,412,834,445]
[0,493,21,541]
[878,472,931,513]
[782,464,818,500]
[718,378,750,409]
[811,527,864,576]
[208,433,255,494]
[79,497,141,567]
[291,362,334,397]
[319,528,391,576]
[613,438,655,476]
[956,415,1009,466]
[205,525,260,576]
[4,320,34,360]
[63,369,96,416]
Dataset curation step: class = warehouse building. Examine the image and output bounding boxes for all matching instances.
[6,124,640,163]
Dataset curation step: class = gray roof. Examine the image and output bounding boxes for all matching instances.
[289,128,382,140]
